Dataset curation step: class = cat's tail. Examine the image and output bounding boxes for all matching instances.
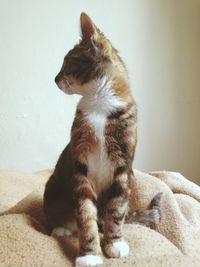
[126,192,163,227]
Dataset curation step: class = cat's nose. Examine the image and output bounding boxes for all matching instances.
[55,73,61,84]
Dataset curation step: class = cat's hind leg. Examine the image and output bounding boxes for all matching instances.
[51,227,70,237]
[51,219,78,237]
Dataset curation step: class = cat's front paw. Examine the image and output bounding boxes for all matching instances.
[104,240,129,258]
[75,255,103,266]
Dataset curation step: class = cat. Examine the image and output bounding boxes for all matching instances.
[43,13,162,266]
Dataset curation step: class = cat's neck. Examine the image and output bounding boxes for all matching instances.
[77,76,128,116]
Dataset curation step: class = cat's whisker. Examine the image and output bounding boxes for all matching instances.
[66,79,71,88]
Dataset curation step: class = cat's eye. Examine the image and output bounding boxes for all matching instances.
[70,61,79,73]
[64,58,78,74]
[70,58,90,74]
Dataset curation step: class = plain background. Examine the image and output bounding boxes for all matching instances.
[0,0,199,183]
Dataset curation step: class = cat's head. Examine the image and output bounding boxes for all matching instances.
[55,13,124,96]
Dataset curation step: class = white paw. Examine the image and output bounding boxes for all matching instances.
[51,227,73,237]
[64,228,73,236]
[51,227,65,237]
[75,255,103,266]
[110,240,129,257]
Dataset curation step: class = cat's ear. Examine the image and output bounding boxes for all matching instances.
[80,13,99,41]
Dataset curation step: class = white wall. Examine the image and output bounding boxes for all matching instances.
[0,0,199,183]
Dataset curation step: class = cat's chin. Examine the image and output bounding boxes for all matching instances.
[61,89,74,95]
[56,80,75,95]
[59,86,76,95]
[60,84,83,95]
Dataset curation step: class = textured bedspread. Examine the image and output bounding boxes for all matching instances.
[0,169,200,266]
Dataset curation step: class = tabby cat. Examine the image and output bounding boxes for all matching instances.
[43,13,161,266]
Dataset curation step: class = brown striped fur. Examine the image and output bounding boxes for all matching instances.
[43,13,162,266]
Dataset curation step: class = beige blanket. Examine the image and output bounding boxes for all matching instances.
[0,169,200,267]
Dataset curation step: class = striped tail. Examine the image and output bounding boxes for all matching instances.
[126,192,163,227]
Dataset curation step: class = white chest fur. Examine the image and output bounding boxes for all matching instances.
[77,76,126,194]
[86,112,114,195]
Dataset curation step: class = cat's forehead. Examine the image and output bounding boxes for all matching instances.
[65,46,80,58]
[65,42,92,58]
